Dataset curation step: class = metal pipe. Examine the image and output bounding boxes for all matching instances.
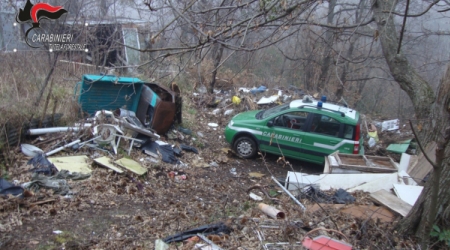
[271,176,306,211]
[28,125,91,135]
[45,140,81,156]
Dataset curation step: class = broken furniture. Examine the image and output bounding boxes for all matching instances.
[76,74,182,135]
[324,152,397,174]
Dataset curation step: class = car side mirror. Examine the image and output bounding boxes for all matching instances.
[267,120,274,127]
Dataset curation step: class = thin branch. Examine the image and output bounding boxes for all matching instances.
[409,119,438,169]
[397,0,410,54]
[387,0,439,17]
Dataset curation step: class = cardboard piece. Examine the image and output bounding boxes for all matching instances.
[370,189,412,217]
[94,156,124,173]
[114,158,147,175]
[393,184,423,206]
[48,155,92,174]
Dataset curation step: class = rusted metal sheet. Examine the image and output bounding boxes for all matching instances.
[152,101,176,134]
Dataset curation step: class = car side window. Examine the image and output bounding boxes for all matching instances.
[310,114,341,137]
[273,111,309,131]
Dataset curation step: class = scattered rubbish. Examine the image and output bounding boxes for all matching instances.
[232,96,241,105]
[53,230,63,235]
[258,203,285,219]
[178,127,192,135]
[180,144,199,154]
[381,119,399,131]
[21,144,44,157]
[272,176,306,211]
[0,178,24,196]
[209,162,219,167]
[367,123,379,142]
[212,109,221,115]
[300,186,354,204]
[285,171,320,190]
[114,158,147,175]
[173,146,182,156]
[142,141,179,164]
[155,239,169,250]
[208,123,218,127]
[302,235,352,250]
[386,139,412,154]
[249,192,263,201]
[393,184,423,206]
[333,189,356,204]
[229,168,237,175]
[197,132,205,138]
[23,173,71,195]
[224,109,234,116]
[162,222,232,243]
[93,156,124,173]
[250,86,267,94]
[48,155,92,174]
[28,153,58,176]
[249,172,265,178]
[196,233,224,250]
[368,137,376,148]
[257,95,279,105]
[46,140,81,156]
[369,189,412,217]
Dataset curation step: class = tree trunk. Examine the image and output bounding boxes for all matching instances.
[372,0,450,246]
[209,42,224,93]
[317,0,336,92]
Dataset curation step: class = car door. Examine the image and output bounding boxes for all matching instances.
[259,111,308,158]
[301,113,346,164]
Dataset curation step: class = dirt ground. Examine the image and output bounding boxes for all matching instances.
[0,94,419,250]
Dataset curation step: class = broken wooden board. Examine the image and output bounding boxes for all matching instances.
[114,158,147,175]
[48,155,92,174]
[308,204,395,223]
[407,141,435,184]
[370,189,412,217]
[94,156,124,173]
[393,184,423,206]
[336,154,397,173]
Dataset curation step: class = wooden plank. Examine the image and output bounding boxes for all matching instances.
[370,189,412,217]
[49,155,92,174]
[114,158,147,175]
[407,142,435,183]
[337,164,397,173]
[94,156,124,173]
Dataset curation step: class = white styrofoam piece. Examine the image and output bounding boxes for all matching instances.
[381,119,399,131]
[347,173,400,193]
[393,184,424,206]
[317,173,396,191]
[399,153,411,172]
[257,95,279,104]
[285,172,320,190]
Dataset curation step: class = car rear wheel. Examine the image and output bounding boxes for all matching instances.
[234,136,257,158]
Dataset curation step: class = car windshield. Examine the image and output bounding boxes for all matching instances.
[259,103,290,119]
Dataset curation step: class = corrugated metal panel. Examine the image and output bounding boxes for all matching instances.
[78,75,144,115]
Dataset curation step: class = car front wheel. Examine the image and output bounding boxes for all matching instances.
[234,136,257,159]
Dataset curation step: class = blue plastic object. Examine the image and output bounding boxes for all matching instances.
[250,86,267,95]
[76,74,144,115]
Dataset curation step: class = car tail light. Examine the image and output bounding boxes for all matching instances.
[353,123,361,154]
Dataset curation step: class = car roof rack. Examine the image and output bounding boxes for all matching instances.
[298,105,346,117]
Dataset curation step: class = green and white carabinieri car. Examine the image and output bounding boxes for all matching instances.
[224,96,363,164]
